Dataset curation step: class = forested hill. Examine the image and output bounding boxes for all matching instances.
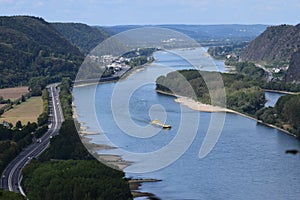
[240,23,300,82]
[0,16,83,88]
[52,23,109,54]
[241,24,300,64]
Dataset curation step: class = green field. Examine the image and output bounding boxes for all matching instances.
[1,97,43,125]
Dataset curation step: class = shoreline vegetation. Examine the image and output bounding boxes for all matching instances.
[156,68,300,138]
[128,179,162,198]
[156,89,295,137]
[73,104,161,198]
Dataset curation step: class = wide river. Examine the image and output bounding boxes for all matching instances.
[73,48,300,200]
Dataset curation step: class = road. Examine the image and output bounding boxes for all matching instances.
[255,63,274,82]
[0,84,64,196]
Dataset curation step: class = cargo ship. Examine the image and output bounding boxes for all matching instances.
[151,119,171,129]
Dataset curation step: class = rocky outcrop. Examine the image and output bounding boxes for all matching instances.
[286,49,300,82]
[241,24,300,64]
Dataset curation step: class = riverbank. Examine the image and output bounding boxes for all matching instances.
[264,89,300,95]
[156,89,296,138]
[72,56,160,198]
[72,100,159,198]
[128,179,162,198]
[156,89,232,113]
[72,103,133,170]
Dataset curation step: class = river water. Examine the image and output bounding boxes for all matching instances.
[265,92,285,107]
[73,48,300,200]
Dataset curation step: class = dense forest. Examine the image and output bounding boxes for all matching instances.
[52,23,109,54]
[22,79,132,200]
[0,189,24,200]
[0,16,84,89]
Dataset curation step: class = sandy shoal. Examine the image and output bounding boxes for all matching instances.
[174,96,232,113]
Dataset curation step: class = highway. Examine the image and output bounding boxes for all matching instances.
[0,83,64,196]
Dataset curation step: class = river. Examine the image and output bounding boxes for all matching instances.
[73,48,300,200]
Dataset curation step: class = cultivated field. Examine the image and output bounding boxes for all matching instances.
[0,86,29,101]
[0,97,43,126]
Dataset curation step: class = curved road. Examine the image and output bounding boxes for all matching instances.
[0,84,64,196]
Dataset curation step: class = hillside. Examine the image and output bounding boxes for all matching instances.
[241,24,300,64]
[52,23,109,54]
[240,23,300,82]
[0,16,83,88]
[286,49,300,82]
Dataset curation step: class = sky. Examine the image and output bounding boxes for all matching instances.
[0,0,300,26]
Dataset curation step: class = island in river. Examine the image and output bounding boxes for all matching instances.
[156,69,300,137]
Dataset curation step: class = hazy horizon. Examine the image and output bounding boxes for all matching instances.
[0,0,299,26]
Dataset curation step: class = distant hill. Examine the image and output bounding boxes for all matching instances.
[0,16,83,88]
[101,24,268,44]
[240,23,300,82]
[52,23,109,54]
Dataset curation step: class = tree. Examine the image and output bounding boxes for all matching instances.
[21,95,26,102]
[16,121,23,129]
[0,189,24,200]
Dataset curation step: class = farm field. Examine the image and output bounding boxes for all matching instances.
[0,86,29,101]
[1,97,43,126]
